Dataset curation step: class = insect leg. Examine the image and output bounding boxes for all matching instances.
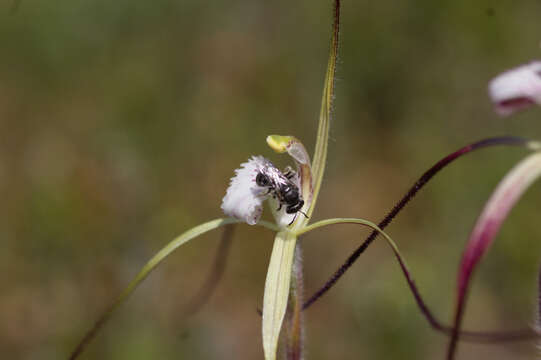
[287,213,298,226]
[283,166,296,180]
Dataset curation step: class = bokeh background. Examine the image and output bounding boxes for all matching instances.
[2,0,541,359]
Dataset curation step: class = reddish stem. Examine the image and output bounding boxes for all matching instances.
[304,136,528,311]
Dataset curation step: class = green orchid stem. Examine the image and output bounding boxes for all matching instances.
[260,220,283,232]
[295,218,382,237]
[69,217,280,360]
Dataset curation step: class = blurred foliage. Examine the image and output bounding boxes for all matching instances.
[1,0,541,359]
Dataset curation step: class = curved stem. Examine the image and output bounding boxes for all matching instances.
[303,136,532,311]
[259,220,282,232]
[299,218,539,343]
[296,217,380,236]
[69,218,241,360]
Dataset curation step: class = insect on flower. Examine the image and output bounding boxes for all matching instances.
[255,160,308,225]
[221,156,308,226]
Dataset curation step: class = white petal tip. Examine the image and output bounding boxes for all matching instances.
[489,61,541,116]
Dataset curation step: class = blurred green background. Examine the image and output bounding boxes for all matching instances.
[2,0,541,359]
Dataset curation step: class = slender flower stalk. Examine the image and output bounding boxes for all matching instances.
[304,136,536,311]
[68,218,242,360]
[301,219,539,343]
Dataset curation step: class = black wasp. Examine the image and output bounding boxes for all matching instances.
[255,160,308,225]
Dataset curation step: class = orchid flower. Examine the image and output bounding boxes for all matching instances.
[70,3,404,359]
[68,3,541,360]
[69,2,355,359]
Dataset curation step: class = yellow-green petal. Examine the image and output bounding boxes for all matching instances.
[266,135,294,153]
[69,218,240,360]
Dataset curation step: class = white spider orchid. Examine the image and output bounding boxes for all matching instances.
[221,137,311,229]
[70,3,351,360]
[70,6,541,360]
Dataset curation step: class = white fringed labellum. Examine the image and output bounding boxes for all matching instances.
[221,156,269,225]
[221,156,306,226]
